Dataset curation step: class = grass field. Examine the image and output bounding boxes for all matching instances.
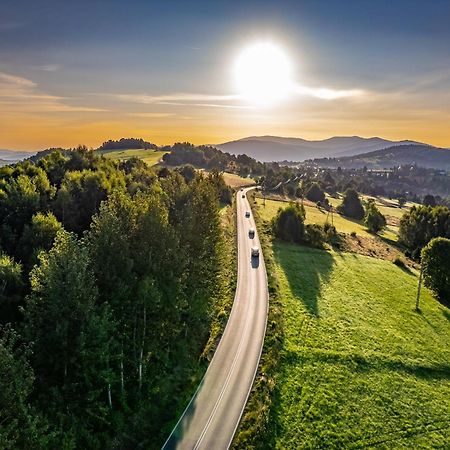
[268,242,450,449]
[98,148,168,166]
[255,197,398,240]
[222,172,255,188]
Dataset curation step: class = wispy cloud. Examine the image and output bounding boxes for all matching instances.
[0,72,106,113]
[128,112,175,118]
[295,84,365,100]
[39,64,62,72]
[112,83,364,110]
[116,93,239,104]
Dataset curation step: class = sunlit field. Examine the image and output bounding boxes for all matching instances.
[255,197,398,241]
[268,243,450,449]
[222,172,255,188]
[98,148,168,166]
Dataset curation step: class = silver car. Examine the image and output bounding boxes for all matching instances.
[251,246,259,257]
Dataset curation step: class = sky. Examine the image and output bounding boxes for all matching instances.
[1,0,450,151]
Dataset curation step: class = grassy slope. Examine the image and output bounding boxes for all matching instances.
[269,243,450,449]
[98,148,168,166]
[222,172,255,188]
[256,197,397,241]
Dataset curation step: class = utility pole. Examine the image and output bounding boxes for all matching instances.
[415,263,423,311]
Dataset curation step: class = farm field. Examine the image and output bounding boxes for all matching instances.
[267,242,450,449]
[255,197,398,240]
[97,148,168,166]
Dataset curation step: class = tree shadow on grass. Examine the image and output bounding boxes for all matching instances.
[273,242,335,317]
[284,349,450,381]
[443,309,450,322]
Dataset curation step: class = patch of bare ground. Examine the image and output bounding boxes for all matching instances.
[337,233,416,268]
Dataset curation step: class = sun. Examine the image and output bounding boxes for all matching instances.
[233,42,293,105]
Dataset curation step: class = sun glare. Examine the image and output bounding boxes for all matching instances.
[233,42,293,106]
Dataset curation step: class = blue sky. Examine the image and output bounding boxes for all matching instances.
[1,0,449,149]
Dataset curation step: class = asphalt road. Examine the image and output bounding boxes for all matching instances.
[162,187,269,450]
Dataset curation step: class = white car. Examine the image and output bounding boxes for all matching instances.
[245,211,250,218]
[251,246,260,257]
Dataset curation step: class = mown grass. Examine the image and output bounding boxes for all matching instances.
[255,197,397,240]
[222,172,255,188]
[267,243,450,449]
[98,148,168,166]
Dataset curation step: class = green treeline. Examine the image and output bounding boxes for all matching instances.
[0,148,230,448]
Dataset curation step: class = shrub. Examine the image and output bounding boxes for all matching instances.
[306,183,325,203]
[393,257,407,269]
[421,237,450,303]
[364,200,386,234]
[272,203,305,243]
[399,205,450,256]
[305,224,326,248]
[337,189,364,220]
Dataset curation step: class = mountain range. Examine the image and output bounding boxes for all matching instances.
[0,149,35,166]
[309,144,450,170]
[216,135,428,162]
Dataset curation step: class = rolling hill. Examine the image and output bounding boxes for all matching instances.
[0,149,35,165]
[216,136,424,162]
[310,144,450,170]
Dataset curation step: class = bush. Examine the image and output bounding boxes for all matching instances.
[399,205,450,256]
[305,224,326,248]
[272,203,305,243]
[337,188,364,220]
[364,200,386,234]
[393,257,407,269]
[421,237,450,303]
[306,183,325,203]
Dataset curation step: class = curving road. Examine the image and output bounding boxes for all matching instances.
[162,186,269,450]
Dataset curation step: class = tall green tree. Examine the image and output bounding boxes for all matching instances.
[0,328,52,449]
[23,231,112,446]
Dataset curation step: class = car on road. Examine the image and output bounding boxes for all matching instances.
[242,194,245,198]
[251,246,260,257]
[245,211,250,218]
[248,228,255,238]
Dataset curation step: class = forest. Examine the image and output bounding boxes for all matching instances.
[0,148,231,448]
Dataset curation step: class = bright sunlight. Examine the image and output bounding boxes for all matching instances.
[233,42,293,105]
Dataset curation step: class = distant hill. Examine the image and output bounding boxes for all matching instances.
[310,144,450,170]
[0,149,36,165]
[216,135,425,162]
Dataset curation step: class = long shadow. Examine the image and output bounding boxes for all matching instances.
[284,349,450,381]
[273,242,335,317]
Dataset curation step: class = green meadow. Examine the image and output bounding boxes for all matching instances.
[268,243,450,449]
[255,197,398,240]
[98,148,168,166]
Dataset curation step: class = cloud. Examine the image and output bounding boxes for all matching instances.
[116,93,239,104]
[0,71,106,113]
[295,84,365,100]
[39,64,62,72]
[128,112,175,118]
